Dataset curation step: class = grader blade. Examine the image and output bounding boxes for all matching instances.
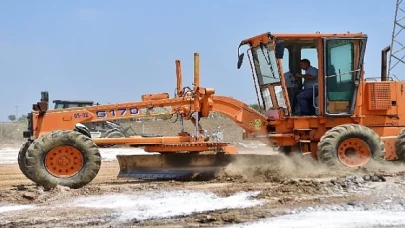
[116,153,234,180]
[116,153,285,180]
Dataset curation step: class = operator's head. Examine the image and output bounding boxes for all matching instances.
[299,59,311,70]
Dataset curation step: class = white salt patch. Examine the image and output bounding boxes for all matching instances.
[236,142,267,149]
[0,148,19,164]
[0,148,19,151]
[72,190,263,221]
[229,210,405,228]
[0,205,35,213]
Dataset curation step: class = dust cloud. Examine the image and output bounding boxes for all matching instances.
[217,150,405,182]
[217,153,332,182]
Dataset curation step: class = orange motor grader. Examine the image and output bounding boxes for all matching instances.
[19,32,405,189]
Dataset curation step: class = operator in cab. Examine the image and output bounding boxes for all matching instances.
[295,59,318,115]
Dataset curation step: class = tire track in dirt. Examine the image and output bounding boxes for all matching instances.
[0,161,125,189]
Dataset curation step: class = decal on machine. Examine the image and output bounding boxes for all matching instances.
[73,112,89,118]
[248,119,262,130]
[95,108,139,118]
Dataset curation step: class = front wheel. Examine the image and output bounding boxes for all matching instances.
[25,130,101,189]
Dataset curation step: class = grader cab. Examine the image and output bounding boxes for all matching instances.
[237,32,405,168]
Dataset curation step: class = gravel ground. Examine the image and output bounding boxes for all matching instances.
[2,118,405,227]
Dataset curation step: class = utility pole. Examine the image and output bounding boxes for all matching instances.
[388,0,405,79]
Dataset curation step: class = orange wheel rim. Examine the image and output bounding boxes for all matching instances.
[45,146,84,178]
[337,138,371,167]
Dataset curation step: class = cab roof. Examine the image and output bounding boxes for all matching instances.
[240,32,367,47]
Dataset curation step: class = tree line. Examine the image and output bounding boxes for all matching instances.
[7,114,28,123]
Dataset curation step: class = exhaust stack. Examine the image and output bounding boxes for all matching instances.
[381,46,391,81]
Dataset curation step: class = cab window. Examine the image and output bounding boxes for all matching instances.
[67,104,79,108]
[55,104,64,109]
[325,40,355,101]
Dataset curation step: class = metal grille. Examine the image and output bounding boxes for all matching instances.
[369,83,391,110]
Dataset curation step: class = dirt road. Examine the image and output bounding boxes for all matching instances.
[2,146,405,227]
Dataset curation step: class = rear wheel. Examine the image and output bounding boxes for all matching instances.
[104,129,126,138]
[25,130,101,189]
[395,128,405,161]
[18,141,34,181]
[317,124,385,169]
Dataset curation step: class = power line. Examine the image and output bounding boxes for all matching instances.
[388,0,405,80]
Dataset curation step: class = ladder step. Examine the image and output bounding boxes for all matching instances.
[295,128,312,131]
[299,140,311,143]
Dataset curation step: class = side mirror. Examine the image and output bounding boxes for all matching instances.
[237,53,244,69]
[275,40,285,59]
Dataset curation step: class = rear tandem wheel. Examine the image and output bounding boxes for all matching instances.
[18,141,34,181]
[24,130,101,189]
[317,124,386,169]
[395,128,405,161]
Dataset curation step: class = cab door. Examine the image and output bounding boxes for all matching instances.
[322,37,367,116]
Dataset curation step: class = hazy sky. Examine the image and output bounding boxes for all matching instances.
[0,0,399,121]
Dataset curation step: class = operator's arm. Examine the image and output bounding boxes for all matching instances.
[295,67,318,80]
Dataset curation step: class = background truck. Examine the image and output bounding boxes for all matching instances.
[53,99,136,146]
